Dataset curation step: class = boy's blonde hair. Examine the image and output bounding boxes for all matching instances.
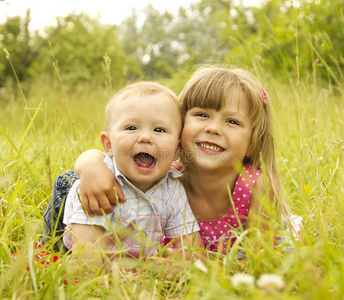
[179,66,289,219]
[105,81,181,132]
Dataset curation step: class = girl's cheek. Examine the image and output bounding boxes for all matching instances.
[180,136,187,150]
[180,130,190,151]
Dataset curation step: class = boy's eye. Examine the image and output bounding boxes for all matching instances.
[126,126,138,131]
[226,119,240,126]
[154,127,166,133]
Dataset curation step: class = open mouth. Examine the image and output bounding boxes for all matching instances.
[133,152,157,168]
[196,141,225,152]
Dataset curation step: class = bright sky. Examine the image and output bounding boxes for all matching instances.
[0,0,261,31]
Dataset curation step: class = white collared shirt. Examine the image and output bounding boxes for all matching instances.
[63,156,199,258]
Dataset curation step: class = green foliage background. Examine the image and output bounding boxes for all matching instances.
[0,0,344,298]
[1,0,343,87]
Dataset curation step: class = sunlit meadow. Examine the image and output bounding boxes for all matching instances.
[0,46,343,299]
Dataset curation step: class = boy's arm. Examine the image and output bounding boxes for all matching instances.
[74,149,126,216]
[167,232,205,264]
[173,232,204,249]
[71,223,112,269]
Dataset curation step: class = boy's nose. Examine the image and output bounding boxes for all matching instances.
[137,132,153,144]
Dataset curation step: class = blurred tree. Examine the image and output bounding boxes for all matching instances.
[1,0,343,90]
[33,12,141,88]
[120,5,181,80]
[297,0,344,87]
[120,1,235,79]
[0,10,77,84]
[173,0,238,64]
[0,12,30,83]
[218,0,344,84]
[1,11,142,88]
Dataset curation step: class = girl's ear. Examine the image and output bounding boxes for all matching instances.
[245,144,253,159]
[100,132,113,157]
[245,135,254,159]
[174,141,181,161]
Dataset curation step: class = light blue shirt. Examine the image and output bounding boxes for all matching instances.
[63,155,200,258]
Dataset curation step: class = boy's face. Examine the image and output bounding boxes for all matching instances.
[101,92,181,192]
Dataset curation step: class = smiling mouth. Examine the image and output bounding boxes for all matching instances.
[133,153,157,168]
[196,141,225,152]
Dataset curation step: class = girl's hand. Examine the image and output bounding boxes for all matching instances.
[79,169,126,216]
[75,149,126,216]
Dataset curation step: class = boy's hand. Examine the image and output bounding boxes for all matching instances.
[79,168,126,216]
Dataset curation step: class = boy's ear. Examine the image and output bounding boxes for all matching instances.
[100,132,113,157]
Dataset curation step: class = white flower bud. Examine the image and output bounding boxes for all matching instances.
[257,273,285,292]
[231,273,255,290]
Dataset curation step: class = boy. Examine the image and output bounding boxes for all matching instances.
[63,82,203,267]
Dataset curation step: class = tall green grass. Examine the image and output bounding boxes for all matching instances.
[1,51,344,298]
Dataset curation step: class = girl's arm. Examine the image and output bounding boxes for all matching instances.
[245,175,275,236]
[75,149,126,216]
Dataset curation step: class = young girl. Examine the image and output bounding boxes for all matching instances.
[43,66,293,254]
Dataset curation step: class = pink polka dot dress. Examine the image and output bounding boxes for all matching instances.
[199,165,261,254]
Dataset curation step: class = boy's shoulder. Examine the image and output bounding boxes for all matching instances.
[157,170,187,204]
[163,167,184,187]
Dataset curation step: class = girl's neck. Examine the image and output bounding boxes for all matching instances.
[189,164,239,192]
[185,166,241,220]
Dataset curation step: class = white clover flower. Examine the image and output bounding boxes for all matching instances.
[231,273,255,290]
[194,259,208,273]
[257,274,285,292]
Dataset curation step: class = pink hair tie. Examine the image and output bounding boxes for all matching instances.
[261,89,268,105]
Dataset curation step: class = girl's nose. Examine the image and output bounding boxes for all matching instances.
[137,132,153,144]
[205,121,223,136]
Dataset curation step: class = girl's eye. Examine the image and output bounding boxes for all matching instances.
[126,126,138,131]
[154,127,166,133]
[195,112,209,118]
[227,119,240,125]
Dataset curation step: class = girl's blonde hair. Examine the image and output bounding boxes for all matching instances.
[179,66,289,219]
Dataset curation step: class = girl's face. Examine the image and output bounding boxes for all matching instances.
[181,86,252,173]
